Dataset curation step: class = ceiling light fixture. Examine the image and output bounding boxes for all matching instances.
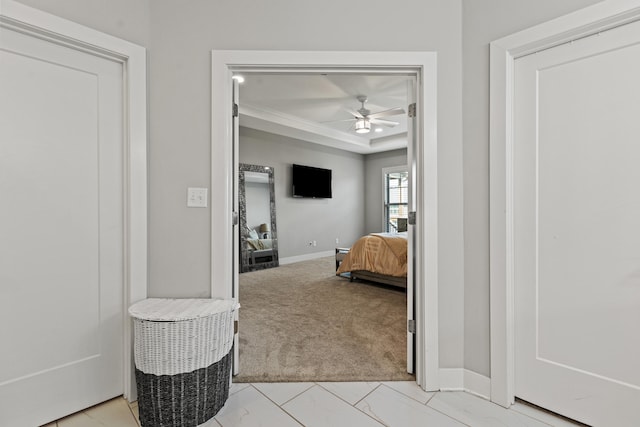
[375,127,383,133]
[355,118,371,134]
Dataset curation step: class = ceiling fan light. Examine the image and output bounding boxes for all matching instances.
[355,118,371,133]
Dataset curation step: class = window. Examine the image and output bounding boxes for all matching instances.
[384,170,409,232]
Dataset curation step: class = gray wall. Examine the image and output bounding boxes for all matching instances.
[146,0,466,370]
[13,0,464,370]
[364,149,408,234]
[461,0,603,377]
[14,0,150,47]
[240,129,407,258]
[239,127,366,259]
[144,3,465,364]
[13,0,607,379]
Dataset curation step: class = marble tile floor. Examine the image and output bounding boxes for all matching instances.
[43,381,585,427]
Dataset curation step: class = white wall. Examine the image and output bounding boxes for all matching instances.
[239,127,366,258]
[461,0,603,377]
[364,149,408,234]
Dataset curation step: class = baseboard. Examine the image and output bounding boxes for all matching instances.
[279,250,334,265]
[439,368,464,391]
[439,368,491,400]
[463,369,491,400]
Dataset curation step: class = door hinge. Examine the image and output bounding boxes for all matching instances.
[234,320,238,334]
[407,319,416,334]
[232,102,239,118]
[408,103,417,118]
[408,211,416,225]
[232,211,239,226]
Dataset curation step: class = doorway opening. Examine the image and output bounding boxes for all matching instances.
[236,72,412,382]
[211,50,439,391]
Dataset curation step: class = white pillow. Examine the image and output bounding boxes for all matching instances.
[248,229,259,239]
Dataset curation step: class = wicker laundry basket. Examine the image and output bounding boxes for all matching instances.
[129,298,239,427]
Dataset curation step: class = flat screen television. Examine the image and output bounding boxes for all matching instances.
[292,164,332,198]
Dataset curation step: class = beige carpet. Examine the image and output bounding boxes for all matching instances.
[235,256,414,383]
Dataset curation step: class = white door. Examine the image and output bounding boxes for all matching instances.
[0,21,125,427]
[232,77,241,375]
[513,20,640,426]
[406,77,417,374]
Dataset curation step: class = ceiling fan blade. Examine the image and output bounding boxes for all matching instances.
[344,107,365,119]
[368,107,405,119]
[321,117,356,124]
[370,118,399,127]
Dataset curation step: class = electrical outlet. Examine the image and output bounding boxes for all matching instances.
[335,238,339,244]
[313,240,317,247]
[187,187,208,207]
[308,241,313,246]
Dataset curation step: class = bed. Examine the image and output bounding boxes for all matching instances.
[336,232,407,288]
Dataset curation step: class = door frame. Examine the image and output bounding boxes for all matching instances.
[0,0,148,402]
[211,50,439,390]
[489,0,640,408]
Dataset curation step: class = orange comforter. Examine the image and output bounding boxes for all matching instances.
[336,233,407,278]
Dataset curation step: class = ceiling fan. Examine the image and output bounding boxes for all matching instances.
[342,95,406,134]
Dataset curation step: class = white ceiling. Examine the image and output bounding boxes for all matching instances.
[238,73,411,154]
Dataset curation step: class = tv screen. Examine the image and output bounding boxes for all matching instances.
[292,164,332,198]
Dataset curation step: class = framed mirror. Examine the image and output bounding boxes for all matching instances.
[239,163,278,272]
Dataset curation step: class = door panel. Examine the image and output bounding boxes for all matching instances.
[406,78,417,374]
[514,20,640,426]
[0,24,124,426]
[232,78,240,375]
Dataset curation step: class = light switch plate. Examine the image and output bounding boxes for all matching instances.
[187,187,208,207]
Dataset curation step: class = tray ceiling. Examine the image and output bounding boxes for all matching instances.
[238,73,411,154]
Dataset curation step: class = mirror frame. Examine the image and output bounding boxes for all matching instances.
[239,163,279,272]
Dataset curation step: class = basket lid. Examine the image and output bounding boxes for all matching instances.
[128,298,239,321]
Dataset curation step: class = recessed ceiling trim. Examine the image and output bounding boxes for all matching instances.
[239,103,386,154]
[369,132,409,151]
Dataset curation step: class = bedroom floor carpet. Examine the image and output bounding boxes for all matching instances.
[234,256,414,383]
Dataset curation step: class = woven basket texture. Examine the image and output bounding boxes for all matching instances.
[130,298,238,376]
[135,349,233,427]
[129,298,239,322]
